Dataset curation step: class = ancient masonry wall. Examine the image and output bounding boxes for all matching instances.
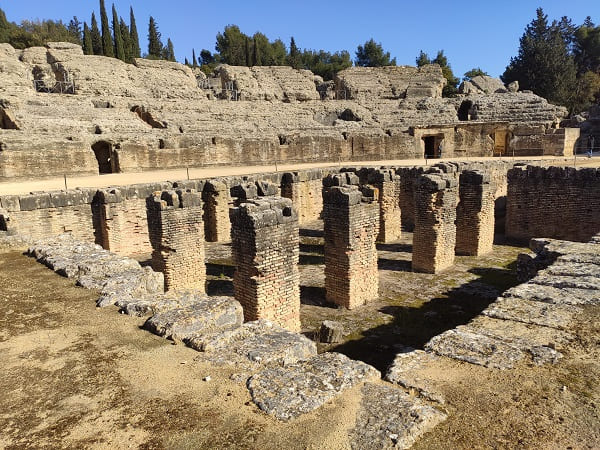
[368,169,402,243]
[229,197,300,331]
[506,166,600,243]
[202,179,232,243]
[92,189,154,256]
[281,169,325,224]
[395,167,426,231]
[412,173,458,273]
[322,183,379,309]
[456,170,495,256]
[146,189,205,292]
[0,190,96,242]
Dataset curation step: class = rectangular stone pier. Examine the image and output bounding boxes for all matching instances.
[230,197,300,331]
[323,183,379,309]
[202,179,231,243]
[368,168,402,243]
[280,169,325,225]
[146,189,205,292]
[412,174,458,274]
[456,170,495,256]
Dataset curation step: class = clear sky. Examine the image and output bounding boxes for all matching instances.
[1,1,598,78]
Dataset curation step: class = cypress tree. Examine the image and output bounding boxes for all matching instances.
[252,35,260,66]
[119,17,132,63]
[82,22,93,55]
[90,12,103,55]
[99,0,114,57]
[112,4,125,61]
[129,6,141,58]
[245,37,251,66]
[192,48,198,67]
[184,57,190,66]
[288,37,301,69]
[166,38,175,62]
[147,16,163,58]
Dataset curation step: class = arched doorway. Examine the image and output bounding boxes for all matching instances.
[457,100,473,121]
[92,141,118,174]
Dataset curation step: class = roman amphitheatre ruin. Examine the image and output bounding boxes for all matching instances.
[0,41,599,449]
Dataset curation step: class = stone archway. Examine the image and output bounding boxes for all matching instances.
[92,141,118,174]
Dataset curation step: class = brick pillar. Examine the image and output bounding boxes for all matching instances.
[412,174,458,274]
[202,179,231,243]
[322,184,379,309]
[456,170,495,256]
[281,169,325,224]
[396,167,425,231]
[230,197,300,331]
[368,169,401,243]
[146,189,205,292]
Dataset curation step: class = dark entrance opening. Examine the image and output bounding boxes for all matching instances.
[92,141,117,174]
[457,100,473,121]
[423,136,436,158]
[0,108,18,130]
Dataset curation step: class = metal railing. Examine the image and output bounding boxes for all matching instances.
[33,79,75,94]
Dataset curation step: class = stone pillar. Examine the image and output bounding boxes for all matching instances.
[368,169,402,243]
[322,184,379,309]
[146,189,205,292]
[230,197,300,331]
[412,174,458,274]
[456,170,495,256]
[281,169,325,224]
[202,179,231,243]
[396,167,425,231]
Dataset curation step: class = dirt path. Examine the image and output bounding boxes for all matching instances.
[2,237,600,449]
[2,155,598,196]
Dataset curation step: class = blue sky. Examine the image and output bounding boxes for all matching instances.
[1,1,598,77]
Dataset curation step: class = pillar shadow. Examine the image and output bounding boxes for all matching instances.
[328,267,519,373]
[299,254,324,265]
[376,243,412,253]
[377,258,412,272]
[299,228,323,238]
[300,285,338,308]
[206,279,234,296]
[206,262,235,278]
[299,243,324,254]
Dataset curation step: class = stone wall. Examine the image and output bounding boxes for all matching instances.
[322,181,379,309]
[202,179,232,243]
[412,174,458,273]
[455,170,495,256]
[230,197,300,331]
[280,169,326,224]
[367,169,401,243]
[147,189,205,292]
[92,189,154,256]
[506,166,600,243]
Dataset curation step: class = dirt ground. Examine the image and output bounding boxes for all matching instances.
[2,227,600,449]
[1,155,598,196]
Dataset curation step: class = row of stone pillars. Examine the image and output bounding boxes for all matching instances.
[142,165,496,331]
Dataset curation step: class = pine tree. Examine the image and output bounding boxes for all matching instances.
[432,50,459,97]
[119,17,132,63]
[82,22,93,55]
[0,8,11,43]
[288,37,301,69]
[112,4,125,61]
[129,6,141,58]
[147,16,163,59]
[415,50,431,67]
[502,8,577,106]
[355,38,396,66]
[67,16,82,44]
[99,0,113,57]
[90,12,103,55]
[192,48,198,67]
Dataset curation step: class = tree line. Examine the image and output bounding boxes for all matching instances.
[1,5,598,113]
[502,8,600,114]
[0,1,174,63]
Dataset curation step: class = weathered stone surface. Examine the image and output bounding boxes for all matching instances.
[350,383,447,450]
[482,296,577,330]
[505,283,599,306]
[385,350,445,404]
[143,294,243,341]
[247,352,380,421]
[425,328,524,369]
[319,320,345,343]
[187,320,317,368]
